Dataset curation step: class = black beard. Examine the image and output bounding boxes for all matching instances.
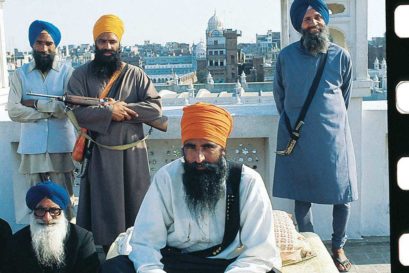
[183,156,227,218]
[91,47,122,78]
[33,51,55,73]
[301,25,330,56]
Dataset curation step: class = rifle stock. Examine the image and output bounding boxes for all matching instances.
[145,116,168,132]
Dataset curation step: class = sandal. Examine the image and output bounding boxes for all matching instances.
[332,256,352,272]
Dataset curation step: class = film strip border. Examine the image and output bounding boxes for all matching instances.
[387,1,409,272]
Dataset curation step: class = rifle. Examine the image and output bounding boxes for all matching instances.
[27,92,168,132]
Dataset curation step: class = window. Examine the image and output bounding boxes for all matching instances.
[231,55,235,62]
[209,60,214,66]
[215,61,219,66]
[220,61,224,66]
[215,51,219,55]
[220,50,223,55]
[214,40,218,45]
[209,51,213,55]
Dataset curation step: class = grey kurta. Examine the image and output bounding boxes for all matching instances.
[272,41,358,204]
[67,62,162,245]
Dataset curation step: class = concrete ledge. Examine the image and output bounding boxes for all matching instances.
[282,232,338,273]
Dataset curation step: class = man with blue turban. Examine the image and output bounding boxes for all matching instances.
[4,181,100,273]
[7,20,76,224]
[273,0,356,271]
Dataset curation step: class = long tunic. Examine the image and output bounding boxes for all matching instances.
[7,57,75,174]
[272,41,358,204]
[7,57,76,223]
[5,223,100,273]
[67,62,162,245]
[129,158,281,273]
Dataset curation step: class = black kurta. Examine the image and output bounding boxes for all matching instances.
[67,62,162,245]
[0,218,12,272]
[5,223,100,273]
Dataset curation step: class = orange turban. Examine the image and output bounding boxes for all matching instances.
[181,102,233,148]
[93,14,124,41]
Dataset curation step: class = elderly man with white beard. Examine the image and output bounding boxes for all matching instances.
[4,181,100,273]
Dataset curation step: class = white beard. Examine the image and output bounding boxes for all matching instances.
[30,212,68,268]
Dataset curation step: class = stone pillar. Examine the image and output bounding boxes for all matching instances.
[354,0,370,81]
[0,0,8,88]
[280,0,290,47]
[281,0,301,47]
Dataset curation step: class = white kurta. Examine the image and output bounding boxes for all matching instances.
[129,158,281,273]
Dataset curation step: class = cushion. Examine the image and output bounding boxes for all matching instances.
[272,210,316,266]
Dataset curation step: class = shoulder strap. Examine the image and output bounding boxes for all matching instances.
[106,64,129,99]
[181,161,243,257]
[99,64,125,99]
[283,52,328,134]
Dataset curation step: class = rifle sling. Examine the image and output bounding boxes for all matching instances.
[162,162,243,258]
[283,52,328,141]
[66,110,148,151]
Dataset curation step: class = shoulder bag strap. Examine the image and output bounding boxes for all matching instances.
[164,162,243,258]
[277,52,328,155]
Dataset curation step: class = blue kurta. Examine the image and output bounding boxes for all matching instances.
[272,41,358,204]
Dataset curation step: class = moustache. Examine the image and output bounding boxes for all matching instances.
[187,161,219,172]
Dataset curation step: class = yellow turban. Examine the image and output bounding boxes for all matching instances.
[93,14,124,41]
[181,102,233,148]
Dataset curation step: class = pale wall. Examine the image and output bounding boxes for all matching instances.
[0,94,390,241]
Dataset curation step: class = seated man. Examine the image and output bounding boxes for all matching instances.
[4,181,100,273]
[101,102,282,273]
[0,218,12,271]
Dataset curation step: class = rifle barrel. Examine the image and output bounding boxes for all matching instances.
[27,92,62,99]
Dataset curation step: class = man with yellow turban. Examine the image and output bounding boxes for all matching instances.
[273,0,356,271]
[100,103,282,273]
[66,14,163,252]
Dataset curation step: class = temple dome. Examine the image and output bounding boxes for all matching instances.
[207,11,223,32]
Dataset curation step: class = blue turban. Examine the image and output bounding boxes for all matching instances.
[26,181,70,210]
[290,0,329,33]
[28,20,61,47]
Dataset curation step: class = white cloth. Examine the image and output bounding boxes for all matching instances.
[129,158,282,273]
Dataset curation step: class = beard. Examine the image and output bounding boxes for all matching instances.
[183,156,228,218]
[33,50,55,73]
[301,25,330,56]
[91,47,122,79]
[30,212,68,268]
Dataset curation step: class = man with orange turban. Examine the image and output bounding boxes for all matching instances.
[67,14,163,252]
[100,103,282,273]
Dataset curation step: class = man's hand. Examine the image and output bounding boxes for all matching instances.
[21,99,38,108]
[111,101,138,121]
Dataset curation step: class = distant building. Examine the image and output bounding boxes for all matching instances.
[143,55,196,84]
[205,12,242,83]
[366,57,387,100]
[256,30,280,61]
[368,36,385,68]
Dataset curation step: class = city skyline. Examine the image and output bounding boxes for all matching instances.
[3,0,385,51]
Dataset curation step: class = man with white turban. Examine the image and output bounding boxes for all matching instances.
[100,102,282,273]
[272,0,356,271]
[67,14,162,252]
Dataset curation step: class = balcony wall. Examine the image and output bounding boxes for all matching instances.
[0,88,389,240]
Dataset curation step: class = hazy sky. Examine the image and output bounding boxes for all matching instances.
[3,0,385,51]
